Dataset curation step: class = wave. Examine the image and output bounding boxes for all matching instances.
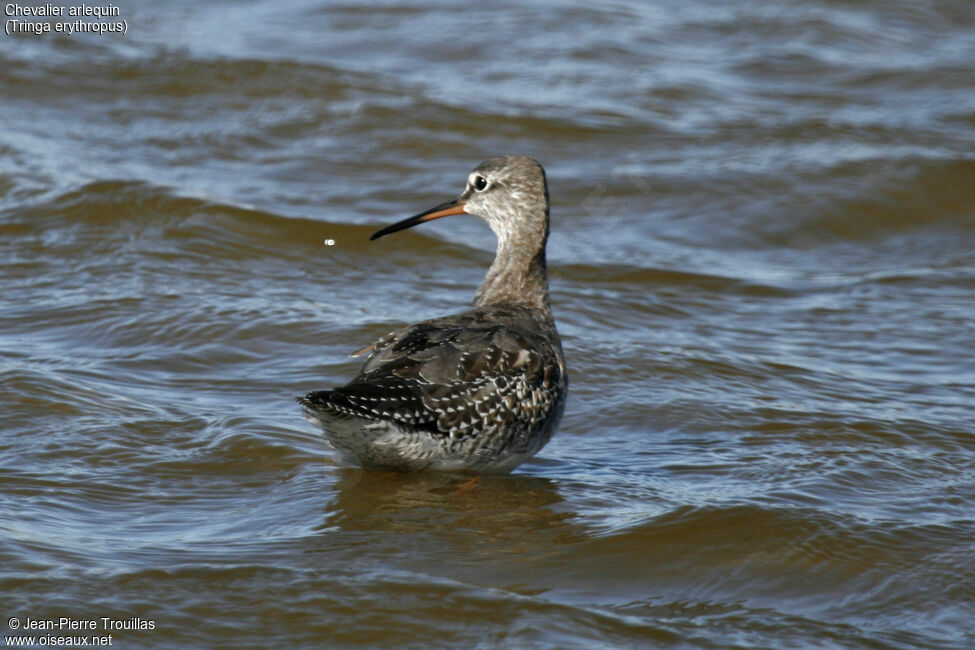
[567,504,973,634]
[1,179,374,258]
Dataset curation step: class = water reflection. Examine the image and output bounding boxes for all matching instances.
[313,469,586,583]
[323,470,569,531]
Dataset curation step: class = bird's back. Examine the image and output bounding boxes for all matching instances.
[299,304,567,471]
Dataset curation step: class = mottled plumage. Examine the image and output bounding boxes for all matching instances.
[298,156,567,472]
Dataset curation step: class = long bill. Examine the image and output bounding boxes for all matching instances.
[370,199,468,241]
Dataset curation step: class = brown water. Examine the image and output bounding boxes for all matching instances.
[3,1,975,648]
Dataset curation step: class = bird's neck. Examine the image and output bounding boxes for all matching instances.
[474,237,551,314]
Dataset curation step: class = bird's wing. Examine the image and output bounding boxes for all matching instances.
[306,311,564,439]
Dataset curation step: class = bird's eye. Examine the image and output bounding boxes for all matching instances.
[472,176,488,191]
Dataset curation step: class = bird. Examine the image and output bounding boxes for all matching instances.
[298,155,567,473]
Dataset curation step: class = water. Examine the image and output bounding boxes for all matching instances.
[2,1,974,648]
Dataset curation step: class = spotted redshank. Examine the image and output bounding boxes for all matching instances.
[298,155,567,472]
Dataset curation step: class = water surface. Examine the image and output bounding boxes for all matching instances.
[2,1,975,648]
